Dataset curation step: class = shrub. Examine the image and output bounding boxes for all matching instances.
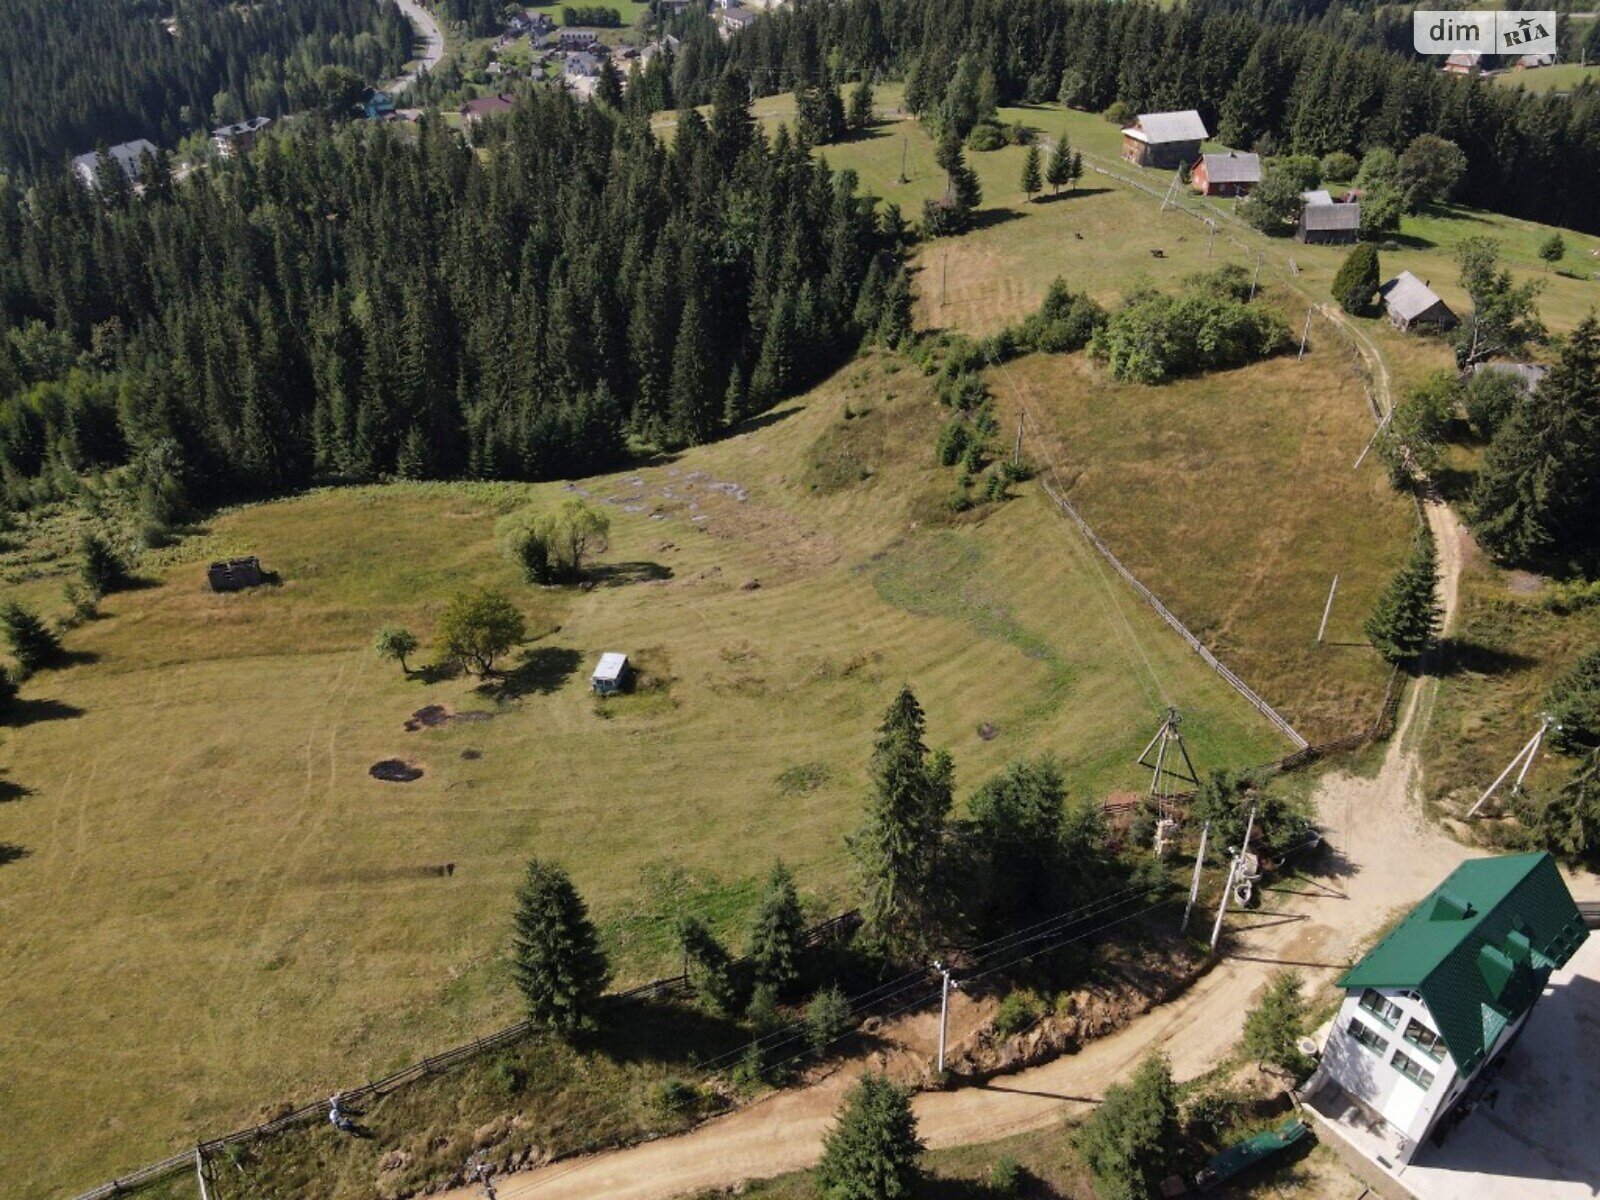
[807,984,855,1055]
[989,1155,1026,1196]
[1,601,62,675]
[1013,278,1107,353]
[1463,368,1528,439]
[1319,150,1359,182]
[651,1078,701,1118]
[1103,101,1133,125]
[1090,287,1290,383]
[966,122,1006,152]
[936,418,971,466]
[993,988,1046,1037]
[80,531,129,597]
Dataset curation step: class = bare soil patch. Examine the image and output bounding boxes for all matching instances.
[370,759,425,783]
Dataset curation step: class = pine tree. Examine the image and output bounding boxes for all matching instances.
[847,78,875,133]
[848,686,953,956]
[1364,531,1443,663]
[1046,135,1073,196]
[510,858,610,1032]
[80,531,128,598]
[1331,243,1381,314]
[668,295,715,446]
[1531,749,1600,864]
[748,861,806,994]
[1472,316,1600,564]
[815,1074,923,1200]
[1,602,61,676]
[1020,145,1043,202]
[876,267,914,349]
[1241,970,1310,1071]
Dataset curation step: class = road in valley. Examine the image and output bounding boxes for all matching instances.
[385,0,444,94]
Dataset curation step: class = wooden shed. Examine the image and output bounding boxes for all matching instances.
[1379,271,1458,331]
[1121,110,1208,170]
[1296,200,1360,245]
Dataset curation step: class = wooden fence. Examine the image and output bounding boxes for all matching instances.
[71,911,862,1200]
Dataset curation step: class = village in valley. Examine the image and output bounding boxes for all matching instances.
[4,3,1600,1200]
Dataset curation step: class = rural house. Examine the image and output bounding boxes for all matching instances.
[1191,151,1260,197]
[717,4,760,38]
[1120,110,1208,170]
[1442,52,1484,76]
[71,139,159,187]
[1379,271,1458,331]
[1303,852,1587,1166]
[558,27,601,50]
[1296,199,1359,244]
[210,116,271,159]
[591,652,629,696]
[460,93,516,126]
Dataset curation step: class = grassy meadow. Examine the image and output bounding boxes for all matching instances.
[0,354,1281,1197]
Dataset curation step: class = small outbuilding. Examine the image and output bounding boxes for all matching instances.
[1120,110,1208,170]
[208,556,264,593]
[1191,151,1260,197]
[591,652,629,696]
[1379,271,1458,331]
[1296,200,1360,245]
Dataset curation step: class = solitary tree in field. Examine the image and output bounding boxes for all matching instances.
[1331,243,1381,314]
[816,1073,923,1200]
[847,78,875,133]
[1364,531,1443,664]
[1046,135,1074,196]
[848,686,953,956]
[1538,232,1566,272]
[1076,1052,1179,1200]
[1020,145,1042,202]
[1453,236,1546,369]
[80,531,128,598]
[372,625,419,675]
[1,602,61,676]
[436,586,525,675]
[511,858,610,1032]
[1242,970,1310,1072]
[748,860,807,994]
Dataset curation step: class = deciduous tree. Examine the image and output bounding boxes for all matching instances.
[436,587,526,675]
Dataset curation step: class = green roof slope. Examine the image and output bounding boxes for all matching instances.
[1339,852,1587,1071]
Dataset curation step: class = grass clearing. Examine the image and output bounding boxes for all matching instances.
[1491,62,1600,92]
[0,354,1279,1197]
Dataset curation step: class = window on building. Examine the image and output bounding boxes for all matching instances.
[1403,1018,1445,1060]
[1348,1017,1388,1055]
[1391,1048,1436,1089]
[1398,989,1422,1002]
[1358,988,1402,1026]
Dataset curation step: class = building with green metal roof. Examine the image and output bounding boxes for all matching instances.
[1303,852,1587,1165]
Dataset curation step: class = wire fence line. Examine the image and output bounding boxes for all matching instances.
[70,912,863,1200]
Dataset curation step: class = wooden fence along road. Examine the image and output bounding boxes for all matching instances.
[71,913,862,1200]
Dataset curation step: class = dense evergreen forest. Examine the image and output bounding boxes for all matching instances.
[0,0,413,176]
[0,87,900,515]
[659,0,1600,235]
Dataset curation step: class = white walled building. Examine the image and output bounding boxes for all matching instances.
[1303,852,1587,1166]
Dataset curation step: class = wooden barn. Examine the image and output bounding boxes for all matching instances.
[1296,200,1360,245]
[1121,110,1208,170]
[1379,271,1458,331]
[1191,151,1260,197]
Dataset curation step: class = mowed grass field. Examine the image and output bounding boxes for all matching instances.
[1491,62,1600,92]
[0,356,1280,1197]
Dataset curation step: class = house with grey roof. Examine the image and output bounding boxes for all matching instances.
[210,116,271,159]
[1379,270,1458,331]
[1191,151,1260,197]
[1296,198,1359,244]
[71,139,159,188]
[717,4,758,38]
[1120,110,1208,169]
[1302,853,1586,1166]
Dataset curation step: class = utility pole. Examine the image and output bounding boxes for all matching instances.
[1207,220,1216,258]
[899,135,908,184]
[933,961,957,1073]
[1013,414,1024,467]
[1182,821,1210,932]
[1317,575,1340,644]
[1209,852,1240,954]
[1298,305,1314,360]
[1240,805,1257,862]
[1468,716,1556,817]
[195,1147,210,1200]
[1249,254,1262,302]
[941,250,948,308]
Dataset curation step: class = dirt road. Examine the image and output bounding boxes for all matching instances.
[385,0,443,94]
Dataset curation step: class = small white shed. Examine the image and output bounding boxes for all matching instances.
[591,652,629,696]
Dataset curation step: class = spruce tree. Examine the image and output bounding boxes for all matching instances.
[1331,243,1381,314]
[1472,315,1600,564]
[1046,135,1073,196]
[1364,531,1443,663]
[1241,970,1310,1071]
[1021,145,1043,201]
[1,602,61,676]
[1532,749,1600,864]
[748,861,807,994]
[847,78,875,132]
[80,532,128,598]
[668,295,714,445]
[1076,1053,1179,1200]
[876,267,914,349]
[848,686,953,956]
[815,1074,923,1200]
[510,858,610,1032]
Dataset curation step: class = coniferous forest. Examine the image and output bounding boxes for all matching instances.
[0,0,412,176]
[0,86,899,513]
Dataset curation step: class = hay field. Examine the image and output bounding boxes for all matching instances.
[0,355,1280,1197]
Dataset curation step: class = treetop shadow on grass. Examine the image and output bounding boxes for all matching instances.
[0,842,28,867]
[1033,186,1113,203]
[3,696,84,727]
[1436,637,1537,678]
[588,560,674,588]
[0,776,33,803]
[581,994,751,1068]
[966,207,1027,232]
[732,404,803,436]
[477,645,583,702]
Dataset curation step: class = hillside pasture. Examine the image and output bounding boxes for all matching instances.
[0,356,1279,1197]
